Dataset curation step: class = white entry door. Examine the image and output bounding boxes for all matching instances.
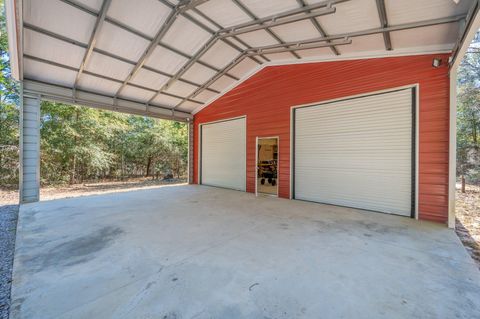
[294,88,414,216]
[200,117,246,191]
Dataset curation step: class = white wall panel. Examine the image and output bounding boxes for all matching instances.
[201,118,246,191]
[298,47,333,58]
[195,90,216,103]
[107,0,171,38]
[294,89,413,216]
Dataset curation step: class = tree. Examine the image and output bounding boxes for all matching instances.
[457,32,480,191]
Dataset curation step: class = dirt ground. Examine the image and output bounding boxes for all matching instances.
[0,177,187,205]
[455,184,480,269]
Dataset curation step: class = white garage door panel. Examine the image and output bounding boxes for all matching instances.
[294,89,413,216]
[201,118,246,191]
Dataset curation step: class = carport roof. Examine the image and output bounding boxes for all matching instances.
[5,0,480,121]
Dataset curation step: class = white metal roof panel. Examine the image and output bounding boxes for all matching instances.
[23,0,96,43]
[176,100,201,113]
[316,0,380,35]
[144,46,189,75]
[162,16,212,56]
[130,68,170,91]
[337,34,385,55]
[197,0,252,27]
[181,63,217,84]
[240,0,300,18]
[15,0,475,118]
[107,0,172,38]
[236,29,278,47]
[209,75,237,92]
[270,19,322,42]
[119,85,155,103]
[24,58,77,87]
[385,0,472,25]
[152,93,183,108]
[390,24,459,50]
[195,90,217,103]
[95,22,150,62]
[164,81,198,97]
[24,29,86,69]
[75,0,103,11]
[84,52,134,80]
[200,40,240,69]
[77,73,122,96]
[229,58,258,78]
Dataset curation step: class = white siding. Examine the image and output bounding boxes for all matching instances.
[201,118,246,191]
[294,89,413,216]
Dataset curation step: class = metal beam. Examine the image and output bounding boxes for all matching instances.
[244,38,352,56]
[114,8,179,98]
[231,0,300,59]
[191,7,270,63]
[175,53,246,109]
[450,0,480,68]
[23,79,193,121]
[235,15,467,52]
[173,15,466,107]
[219,0,347,38]
[227,1,335,39]
[73,0,111,90]
[375,0,392,51]
[296,0,339,56]
[147,35,220,105]
[23,24,220,94]
[177,0,210,13]
[23,54,203,111]
[61,0,239,80]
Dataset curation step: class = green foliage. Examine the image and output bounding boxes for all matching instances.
[457,35,480,184]
[0,0,187,188]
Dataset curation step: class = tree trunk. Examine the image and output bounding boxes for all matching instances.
[461,175,466,193]
[145,156,152,177]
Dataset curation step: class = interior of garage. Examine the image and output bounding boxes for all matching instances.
[257,137,278,195]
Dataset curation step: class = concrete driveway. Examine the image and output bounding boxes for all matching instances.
[10,185,480,319]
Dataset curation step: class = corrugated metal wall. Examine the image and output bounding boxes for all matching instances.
[193,54,451,223]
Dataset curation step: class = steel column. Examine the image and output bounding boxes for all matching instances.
[20,86,41,203]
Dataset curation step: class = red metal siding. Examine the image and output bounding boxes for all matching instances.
[194,54,451,224]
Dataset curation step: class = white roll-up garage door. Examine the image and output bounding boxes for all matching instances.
[294,88,414,216]
[200,117,246,191]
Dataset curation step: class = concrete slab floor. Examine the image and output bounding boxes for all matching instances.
[10,185,480,319]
